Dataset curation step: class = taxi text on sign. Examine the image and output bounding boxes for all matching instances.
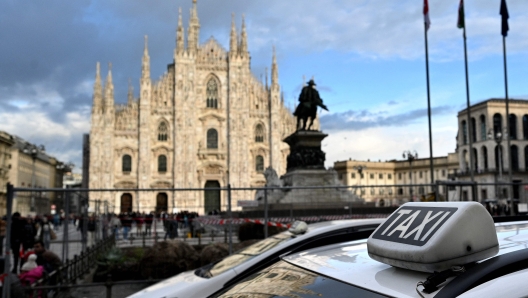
[371,206,457,246]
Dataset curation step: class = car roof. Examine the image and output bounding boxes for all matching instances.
[282,221,528,297]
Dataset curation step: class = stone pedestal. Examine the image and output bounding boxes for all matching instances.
[284,130,327,171]
[254,130,362,205]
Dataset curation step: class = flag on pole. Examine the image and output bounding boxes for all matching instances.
[424,0,431,31]
[457,0,465,29]
[500,0,509,37]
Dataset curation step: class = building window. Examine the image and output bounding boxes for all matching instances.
[525,146,528,170]
[361,189,365,195]
[370,174,374,179]
[379,174,383,179]
[256,155,264,173]
[509,114,517,140]
[122,155,132,172]
[419,187,425,195]
[207,129,218,149]
[206,78,219,108]
[398,173,402,180]
[409,172,412,178]
[158,155,167,172]
[158,122,168,141]
[480,115,486,141]
[255,124,265,142]
[398,188,404,195]
[419,171,423,178]
[388,188,393,195]
[482,146,488,170]
[523,115,528,140]
[388,174,392,179]
[493,113,502,134]
[442,169,446,177]
[461,120,468,145]
[379,188,384,195]
[471,117,476,142]
[351,173,356,179]
[339,174,343,180]
[370,188,375,195]
[511,145,519,171]
[360,173,364,179]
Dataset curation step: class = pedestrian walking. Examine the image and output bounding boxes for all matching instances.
[22,217,37,253]
[145,212,153,236]
[121,213,132,240]
[109,214,121,240]
[88,215,96,245]
[35,217,55,250]
[10,212,25,273]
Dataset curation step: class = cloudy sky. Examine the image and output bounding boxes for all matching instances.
[1,0,528,171]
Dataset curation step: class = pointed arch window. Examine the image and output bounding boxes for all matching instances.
[158,155,167,173]
[122,155,132,172]
[206,79,218,108]
[256,155,264,173]
[207,129,218,149]
[158,122,168,141]
[255,124,265,143]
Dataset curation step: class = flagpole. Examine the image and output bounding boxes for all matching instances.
[461,8,476,201]
[502,35,514,215]
[424,21,435,197]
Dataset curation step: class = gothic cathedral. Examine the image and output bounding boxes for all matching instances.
[89,0,299,214]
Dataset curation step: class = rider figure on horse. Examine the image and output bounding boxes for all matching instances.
[293,79,328,130]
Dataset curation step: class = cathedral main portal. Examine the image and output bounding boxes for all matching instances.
[204,181,220,214]
[156,192,168,212]
[121,193,133,213]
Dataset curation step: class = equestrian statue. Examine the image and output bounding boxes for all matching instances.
[293,79,328,130]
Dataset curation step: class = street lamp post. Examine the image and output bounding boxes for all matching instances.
[488,128,507,199]
[352,165,367,198]
[23,144,45,213]
[403,150,418,202]
[56,162,74,210]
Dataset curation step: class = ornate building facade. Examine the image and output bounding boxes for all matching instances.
[88,1,298,214]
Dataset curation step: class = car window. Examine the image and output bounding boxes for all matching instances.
[214,260,388,297]
[208,231,295,277]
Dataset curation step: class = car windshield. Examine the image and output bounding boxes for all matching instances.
[215,260,387,297]
[203,231,295,277]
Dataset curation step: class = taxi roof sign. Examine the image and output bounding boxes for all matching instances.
[367,202,498,272]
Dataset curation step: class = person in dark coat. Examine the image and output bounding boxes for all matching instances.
[22,217,37,252]
[10,212,25,273]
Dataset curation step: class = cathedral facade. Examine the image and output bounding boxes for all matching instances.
[89,1,298,214]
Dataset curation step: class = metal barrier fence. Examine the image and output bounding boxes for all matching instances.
[2,181,528,297]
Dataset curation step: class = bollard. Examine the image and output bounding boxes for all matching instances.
[143,231,146,248]
[106,274,113,298]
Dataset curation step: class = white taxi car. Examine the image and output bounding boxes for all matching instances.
[214,202,528,297]
[127,218,384,298]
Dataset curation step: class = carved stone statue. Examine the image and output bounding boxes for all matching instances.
[293,79,328,130]
[263,167,282,187]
